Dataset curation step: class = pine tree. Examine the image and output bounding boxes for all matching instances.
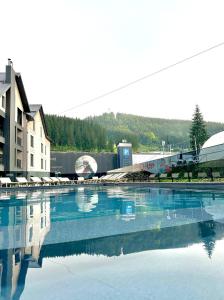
[190,105,208,153]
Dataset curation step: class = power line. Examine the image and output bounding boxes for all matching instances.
[60,41,224,114]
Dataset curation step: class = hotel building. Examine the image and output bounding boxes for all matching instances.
[0,60,50,179]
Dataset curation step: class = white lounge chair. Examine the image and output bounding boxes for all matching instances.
[42,177,53,185]
[77,177,85,183]
[58,177,72,184]
[30,177,43,185]
[50,177,60,185]
[16,177,29,186]
[0,177,13,187]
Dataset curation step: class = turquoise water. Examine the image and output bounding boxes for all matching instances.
[0,186,224,299]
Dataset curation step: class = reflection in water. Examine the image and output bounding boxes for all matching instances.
[0,187,224,299]
[76,187,98,212]
[0,193,50,300]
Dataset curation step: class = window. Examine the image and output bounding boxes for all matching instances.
[41,158,43,169]
[29,226,33,242]
[14,149,17,167]
[30,154,34,167]
[1,95,5,109]
[33,121,35,131]
[15,126,17,143]
[31,135,34,147]
[17,108,22,126]
[41,143,43,153]
[45,145,47,155]
[41,217,44,229]
[30,205,33,218]
[45,160,47,170]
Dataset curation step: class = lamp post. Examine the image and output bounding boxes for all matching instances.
[194,136,198,160]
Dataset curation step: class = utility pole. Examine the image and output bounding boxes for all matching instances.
[194,136,198,159]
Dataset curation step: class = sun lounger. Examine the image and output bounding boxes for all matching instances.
[30,177,44,185]
[42,177,53,185]
[16,177,30,186]
[184,172,192,182]
[0,177,13,187]
[77,177,85,183]
[171,173,179,182]
[100,174,114,181]
[212,172,221,180]
[107,174,121,181]
[58,177,72,184]
[148,174,157,181]
[197,172,207,179]
[0,178,20,187]
[50,177,60,184]
[115,173,128,182]
[91,176,98,181]
[159,173,168,182]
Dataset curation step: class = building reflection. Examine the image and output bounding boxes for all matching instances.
[0,192,50,300]
[0,187,224,299]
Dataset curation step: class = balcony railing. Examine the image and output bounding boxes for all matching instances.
[17,159,22,169]
[17,137,22,146]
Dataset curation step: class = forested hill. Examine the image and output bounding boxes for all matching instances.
[45,114,113,152]
[45,113,224,152]
[88,112,224,151]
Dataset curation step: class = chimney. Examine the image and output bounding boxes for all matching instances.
[5,58,14,84]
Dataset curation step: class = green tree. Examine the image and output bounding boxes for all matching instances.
[190,105,208,153]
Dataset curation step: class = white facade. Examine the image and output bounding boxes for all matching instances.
[27,110,50,174]
[199,131,224,163]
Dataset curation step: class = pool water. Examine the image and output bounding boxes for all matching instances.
[0,186,224,299]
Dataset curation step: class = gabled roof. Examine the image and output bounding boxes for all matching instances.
[0,83,10,97]
[15,73,30,112]
[29,104,51,141]
[0,71,30,112]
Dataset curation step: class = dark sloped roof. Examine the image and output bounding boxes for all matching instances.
[15,73,30,112]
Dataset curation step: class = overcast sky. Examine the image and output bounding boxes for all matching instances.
[1,0,224,122]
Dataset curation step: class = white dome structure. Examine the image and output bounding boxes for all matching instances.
[200,131,224,164]
[202,131,224,149]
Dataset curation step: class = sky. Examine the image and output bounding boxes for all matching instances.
[1,0,224,122]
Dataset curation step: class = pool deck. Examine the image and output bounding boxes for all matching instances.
[1,181,224,193]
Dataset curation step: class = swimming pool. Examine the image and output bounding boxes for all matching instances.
[0,186,224,299]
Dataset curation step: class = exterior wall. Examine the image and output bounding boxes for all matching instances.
[4,67,27,175]
[51,152,118,178]
[27,111,50,178]
[199,143,224,167]
[0,64,50,179]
